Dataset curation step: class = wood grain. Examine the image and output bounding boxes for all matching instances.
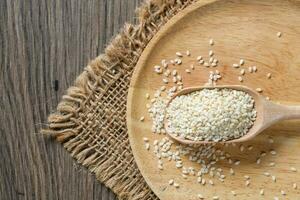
[0,0,142,199]
[127,0,300,199]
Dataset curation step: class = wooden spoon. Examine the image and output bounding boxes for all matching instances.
[165,85,300,144]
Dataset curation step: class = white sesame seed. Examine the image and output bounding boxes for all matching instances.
[264,172,270,177]
[197,194,204,199]
[260,189,264,195]
[245,180,250,186]
[176,59,182,65]
[268,137,274,143]
[176,52,183,57]
[270,150,277,155]
[234,160,240,165]
[145,143,150,150]
[190,64,195,70]
[240,59,245,66]
[185,69,191,73]
[281,190,286,195]
[174,183,179,188]
[140,116,145,122]
[239,145,245,152]
[267,73,272,79]
[293,183,297,189]
[238,76,243,82]
[232,64,239,68]
[197,56,203,61]
[160,86,166,91]
[211,63,218,67]
[199,59,204,64]
[230,168,235,175]
[256,158,261,165]
[240,69,245,75]
[143,137,149,142]
[163,78,168,84]
[204,62,209,67]
[172,70,177,76]
[209,50,214,57]
[272,175,276,182]
[248,66,253,73]
[256,88,263,93]
[209,180,214,185]
[209,39,214,46]
[277,32,282,38]
[266,96,270,100]
[186,50,191,56]
[168,179,174,185]
[247,145,253,150]
[274,196,279,200]
[252,66,257,72]
[244,175,250,180]
[172,77,177,83]
[269,162,276,167]
[290,167,297,172]
[146,93,150,99]
[231,191,237,196]
[212,196,219,200]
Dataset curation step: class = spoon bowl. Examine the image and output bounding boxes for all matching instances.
[165,85,300,145]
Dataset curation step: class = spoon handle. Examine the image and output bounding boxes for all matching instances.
[275,104,300,120]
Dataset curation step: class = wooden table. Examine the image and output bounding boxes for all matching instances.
[0,0,142,199]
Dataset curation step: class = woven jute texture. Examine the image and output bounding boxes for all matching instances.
[43,0,195,199]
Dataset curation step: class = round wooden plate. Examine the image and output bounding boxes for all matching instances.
[127,0,300,199]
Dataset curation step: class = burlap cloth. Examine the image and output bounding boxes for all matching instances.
[42,0,195,199]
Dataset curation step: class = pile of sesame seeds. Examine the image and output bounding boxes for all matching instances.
[165,88,257,142]
[139,35,298,199]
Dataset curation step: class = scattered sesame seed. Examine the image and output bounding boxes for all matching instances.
[209,180,214,185]
[238,76,243,82]
[185,69,191,73]
[270,150,277,155]
[146,93,150,99]
[176,52,183,57]
[160,86,166,91]
[256,158,261,164]
[209,50,214,57]
[268,137,274,143]
[204,62,210,67]
[244,175,250,180]
[253,66,257,72]
[197,56,203,61]
[163,78,168,84]
[199,59,205,64]
[267,73,272,79]
[198,194,204,199]
[266,97,270,100]
[269,162,276,167]
[247,145,253,150]
[168,179,174,185]
[240,69,245,75]
[248,66,253,73]
[293,183,297,189]
[143,137,149,142]
[145,143,150,150]
[277,32,282,38]
[191,64,195,70]
[211,63,218,67]
[274,196,279,200]
[140,116,145,122]
[290,167,297,172]
[272,175,276,182]
[256,88,263,93]
[264,172,270,177]
[233,64,239,68]
[230,168,235,175]
[234,160,241,165]
[174,183,179,188]
[240,59,245,66]
[260,189,264,195]
[186,50,191,56]
[281,190,286,196]
[209,39,214,46]
[231,191,237,196]
[212,196,219,200]
[245,180,250,187]
[239,145,245,152]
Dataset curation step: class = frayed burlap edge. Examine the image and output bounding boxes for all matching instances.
[42,0,196,199]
